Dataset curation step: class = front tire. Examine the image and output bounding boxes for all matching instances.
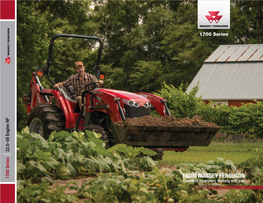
[27,104,65,139]
[85,124,110,148]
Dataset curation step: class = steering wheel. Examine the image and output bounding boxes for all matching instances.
[85,81,100,90]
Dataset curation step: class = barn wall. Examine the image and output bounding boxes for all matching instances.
[228,100,262,107]
[204,100,263,107]
[203,100,228,106]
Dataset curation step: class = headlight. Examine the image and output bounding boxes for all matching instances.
[144,102,151,108]
[123,99,145,108]
[128,101,134,106]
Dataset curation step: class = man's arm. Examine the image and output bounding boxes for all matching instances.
[53,76,72,89]
[53,82,64,89]
[98,80,104,88]
[90,74,104,88]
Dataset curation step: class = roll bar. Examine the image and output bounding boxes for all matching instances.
[45,34,103,85]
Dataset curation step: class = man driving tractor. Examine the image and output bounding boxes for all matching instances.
[53,61,104,110]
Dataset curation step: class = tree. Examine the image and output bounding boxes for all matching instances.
[17,0,94,130]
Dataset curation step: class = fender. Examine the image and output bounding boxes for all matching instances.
[87,90,124,122]
[135,92,170,116]
[41,89,76,128]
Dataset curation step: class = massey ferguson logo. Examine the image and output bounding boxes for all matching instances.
[205,11,222,23]
[5,57,11,65]
[198,0,230,29]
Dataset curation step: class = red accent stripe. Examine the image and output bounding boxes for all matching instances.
[0,1,15,19]
[150,148,187,152]
[199,186,263,190]
[0,184,15,203]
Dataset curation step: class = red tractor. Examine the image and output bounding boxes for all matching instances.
[24,34,219,159]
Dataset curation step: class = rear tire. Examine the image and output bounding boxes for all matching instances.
[85,124,110,148]
[27,104,65,139]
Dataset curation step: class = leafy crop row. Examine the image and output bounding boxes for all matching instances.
[17,127,263,202]
[18,167,211,203]
[67,168,211,203]
[17,128,157,182]
[18,156,263,203]
[238,153,263,185]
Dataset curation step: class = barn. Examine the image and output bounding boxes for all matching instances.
[187,44,263,107]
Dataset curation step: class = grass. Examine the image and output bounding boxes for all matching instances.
[159,141,263,166]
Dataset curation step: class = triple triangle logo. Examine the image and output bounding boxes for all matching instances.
[205,11,223,23]
[5,57,11,65]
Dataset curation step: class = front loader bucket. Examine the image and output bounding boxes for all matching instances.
[110,123,220,148]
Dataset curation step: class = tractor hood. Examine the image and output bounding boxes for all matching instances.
[93,88,150,107]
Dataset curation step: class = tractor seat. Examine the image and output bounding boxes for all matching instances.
[59,86,77,103]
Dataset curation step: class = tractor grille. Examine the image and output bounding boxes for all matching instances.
[124,104,151,118]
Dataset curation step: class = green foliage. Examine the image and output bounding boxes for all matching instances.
[17,156,263,202]
[108,144,157,157]
[177,158,238,186]
[156,83,263,138]
[196,102,232,133]
[17,168,211,203]
[17,180,77,203]
[108,144,157,170]
[197,101,263,138]
[178,157,238,175]
[227,101,263,138]
[238,153,263,185]
[129,61,164,92]
[154,83,202,118]
[67,167,211,203]
[17,128,157,182]
[215,190,260,203]
[214,154,263,202]
[17,0,96,130]
[17,133,263,203]
[231,1,263,44]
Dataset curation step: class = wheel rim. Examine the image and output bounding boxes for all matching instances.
[29,118,43,137]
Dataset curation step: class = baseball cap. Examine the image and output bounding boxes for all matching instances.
[75,61,83,68]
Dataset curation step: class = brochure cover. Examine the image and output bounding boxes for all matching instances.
[1,0,263,202]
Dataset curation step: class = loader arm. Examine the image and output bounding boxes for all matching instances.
[86,90,126,122]
[29,73,48,111]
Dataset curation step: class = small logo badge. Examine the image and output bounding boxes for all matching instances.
[205,11,223,23]
[198,0,230,29]
[5,57,11,65]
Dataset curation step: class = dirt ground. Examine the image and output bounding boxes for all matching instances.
[52,176,96,203]
[115,115,220,129]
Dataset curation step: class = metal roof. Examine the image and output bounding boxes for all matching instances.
[187,62,263,100]
[205,44,263,63]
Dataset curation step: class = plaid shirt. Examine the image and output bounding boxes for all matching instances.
[63,72,98,97]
